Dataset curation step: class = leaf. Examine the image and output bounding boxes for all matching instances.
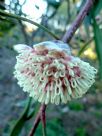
[93,0,102,16]
[10,98,32,136]
[92,18,102,79]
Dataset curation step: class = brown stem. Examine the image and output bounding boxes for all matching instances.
[62,0,94,43]
[28,104,46,136]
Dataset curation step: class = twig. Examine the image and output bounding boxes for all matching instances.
[0,9,59,40]
[28,104,46,136]
[78,38,93,56]
[62,0,94,43]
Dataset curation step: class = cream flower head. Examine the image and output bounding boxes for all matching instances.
[14,41,97,105]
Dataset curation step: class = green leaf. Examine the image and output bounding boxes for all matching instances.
[26,108,36,120]
[93,0,102,16]
[10,98,32,136]
[92,18,102,79]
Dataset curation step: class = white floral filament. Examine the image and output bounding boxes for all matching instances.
[14,41,97,105]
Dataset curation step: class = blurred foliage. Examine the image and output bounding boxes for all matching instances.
[35,118,67,136]
[0,19,15,34]
[75,127,86,136]
[0,0,102,136]
[68,101,84,111]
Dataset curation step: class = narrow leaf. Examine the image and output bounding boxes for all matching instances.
[92,18,102,79]
[10,98,32,136]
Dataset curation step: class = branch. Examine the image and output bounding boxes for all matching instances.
[28,104,46,136]
[0,10,59,40]
[62,0,94,43]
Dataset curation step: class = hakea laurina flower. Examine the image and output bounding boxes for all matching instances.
[14,41,97,105]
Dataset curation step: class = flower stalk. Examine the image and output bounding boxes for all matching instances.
[28,104,46,136]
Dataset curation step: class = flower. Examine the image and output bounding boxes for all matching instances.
[14,41,97,105]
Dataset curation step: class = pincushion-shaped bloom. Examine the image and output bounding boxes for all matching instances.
[14,41,97,105]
